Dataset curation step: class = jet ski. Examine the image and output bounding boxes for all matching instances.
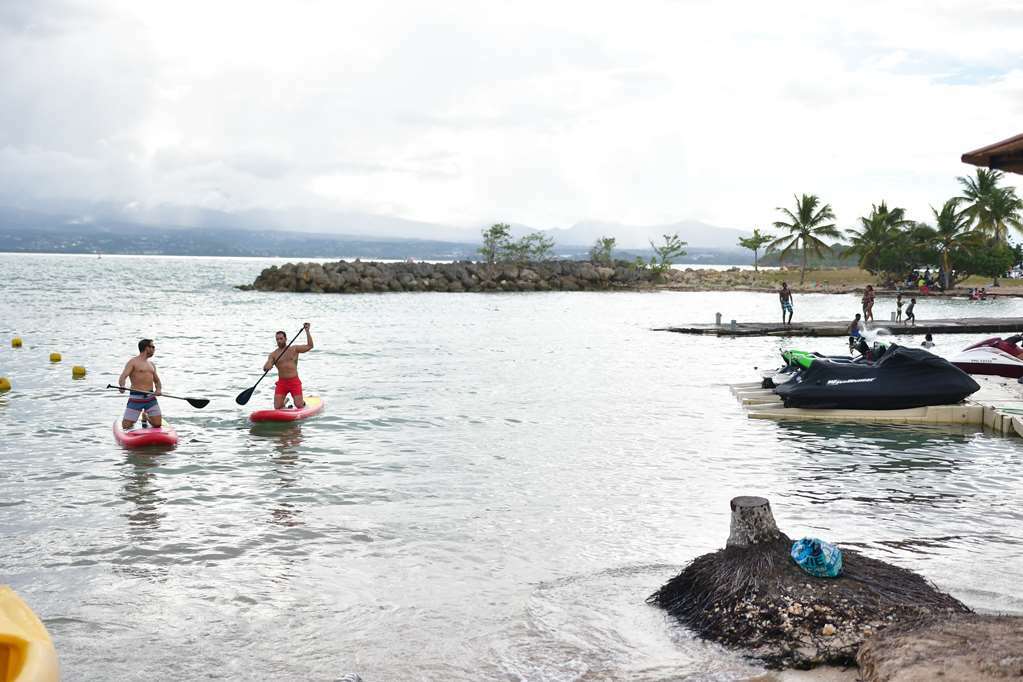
[761,341,886,388]
[949,335,1023,378]
[773,344,980,410]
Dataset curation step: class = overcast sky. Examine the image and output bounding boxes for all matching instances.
[2,0,1022,234]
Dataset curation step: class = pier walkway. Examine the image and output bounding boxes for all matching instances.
[657,316,1023,337]
[731,375,1023,437]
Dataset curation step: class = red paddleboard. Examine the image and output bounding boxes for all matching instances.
[113,419,178,448]
[250,396,324,422]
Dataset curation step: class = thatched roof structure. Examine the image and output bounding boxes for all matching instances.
[962,133,1023,175]
[649,497,970,669]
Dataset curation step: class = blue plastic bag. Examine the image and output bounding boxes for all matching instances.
[791,537,843,578]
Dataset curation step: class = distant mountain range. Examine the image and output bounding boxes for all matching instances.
[0,204,755,262]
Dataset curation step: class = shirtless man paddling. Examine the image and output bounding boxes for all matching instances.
[118,338,163,429]
[265,323,313,409]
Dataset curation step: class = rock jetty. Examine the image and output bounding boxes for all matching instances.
[241,259,677,293]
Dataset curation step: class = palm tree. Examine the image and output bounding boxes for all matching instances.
[769,194,840,284]
[987,187,1023,244]
[957,168,1023,243]
[737,228,773,271]
[845,201,912,275]
[958,168,1001,235]
[919,198,981,290]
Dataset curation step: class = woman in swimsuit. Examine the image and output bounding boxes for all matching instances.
[861,285,875,322]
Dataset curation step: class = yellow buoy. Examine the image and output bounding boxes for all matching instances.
[71,366,86,378]
[11,337,22,348]
[49,352,62,363]
[0,377,10,393]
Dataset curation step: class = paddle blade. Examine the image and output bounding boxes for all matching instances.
[186,398,210,409]
[235,387,255,405]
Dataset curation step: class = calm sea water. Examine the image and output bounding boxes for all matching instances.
[2,253,1022,681]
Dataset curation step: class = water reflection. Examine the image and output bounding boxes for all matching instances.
[774,421,973,485]
[121,452,167,536]
[117,451,171,581]
[762,421,1014,564]
[251,423,305,528]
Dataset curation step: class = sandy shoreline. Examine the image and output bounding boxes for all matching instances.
[661,266,1023,297]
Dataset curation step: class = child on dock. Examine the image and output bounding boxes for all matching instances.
[906,298,916,325]
[896,293,904,323]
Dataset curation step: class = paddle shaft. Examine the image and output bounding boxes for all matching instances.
[236,327,304,404]
[106,384,209,408]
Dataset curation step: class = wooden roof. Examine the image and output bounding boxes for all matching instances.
[962,133,1023,174]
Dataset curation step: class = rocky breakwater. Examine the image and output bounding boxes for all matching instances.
[667,267,774,291]
[242,259,677,293]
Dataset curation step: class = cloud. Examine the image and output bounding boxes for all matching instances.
[0,0,1022,237]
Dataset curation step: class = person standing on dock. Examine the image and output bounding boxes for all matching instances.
[848,313,862,352]
[779,282,793,326]
[862,285,875,322]
[905,298,916,326]
[895,293,904,323]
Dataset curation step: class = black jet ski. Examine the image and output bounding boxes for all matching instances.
[761,340,886,389]
[773,345,980,410]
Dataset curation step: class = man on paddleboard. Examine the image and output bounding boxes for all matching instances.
[118,338,163,429]
[265,323,313,409]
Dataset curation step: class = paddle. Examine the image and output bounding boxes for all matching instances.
[235,326,303,406]
[106,384,210,409]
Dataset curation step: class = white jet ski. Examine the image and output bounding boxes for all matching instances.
[949,336,1023,378]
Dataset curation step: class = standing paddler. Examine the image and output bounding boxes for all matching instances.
[118,338,163,429]
[264,322,313,409]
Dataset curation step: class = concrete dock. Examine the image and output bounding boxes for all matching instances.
[659,316,1023,337]
[731,375,1023,437]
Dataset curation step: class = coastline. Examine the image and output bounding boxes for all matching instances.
[661,266,1023,297]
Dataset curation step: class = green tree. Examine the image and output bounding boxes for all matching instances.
[987,186,1023,244]
[955,241,1015,284]
[844,201,912,276]
[504,232,556,264]
[917,198,982,289]
[589,236,616,265]
[479,223,511,264]
[648,233,687,276]
[957,169,1023,280]
[769,193,840,284]
[958,168,1023,285]
[737,228,773,271]
[957,169,1021,241]
[1013,242,1023,268]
